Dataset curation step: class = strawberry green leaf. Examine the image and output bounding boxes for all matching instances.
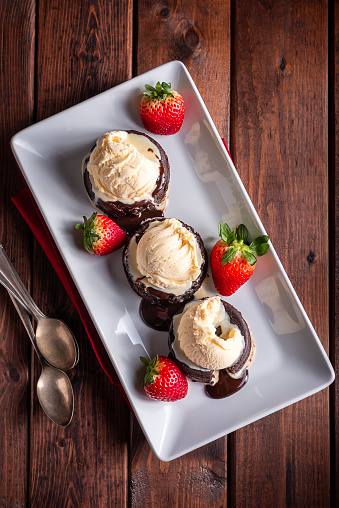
[249,235,269,255]
[221,246,237,265]
[218,222,231,242]
[249,235,269,247]
[150,355,158,367]
[141,355,160,386]
[236,224,248,243]
[144,84,157,93]
[143,82,174,101]
[226,231,236,245]
[84,245,94,254]
[252,242,270,256]
[243,250,257,266]
[144,374,154,386]
[75,213,102,254]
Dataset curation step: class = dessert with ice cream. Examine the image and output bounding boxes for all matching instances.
[83,130,170,233]
[169,296,255,397]
[123,217,207,306]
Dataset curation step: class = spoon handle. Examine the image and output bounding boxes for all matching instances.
[8,291,42,360]
[0,244,44,320]
[0,272,35,316]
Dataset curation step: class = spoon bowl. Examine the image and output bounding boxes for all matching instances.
[37,362,74,426]
[35,316,78,370]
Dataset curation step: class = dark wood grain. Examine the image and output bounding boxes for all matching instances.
[231,0,330,506]
[28,1,132,506]
[329,1,338,506]
[131,2,230,507]
[36,0,133,117]
[0,1,35,506]
[130,421,228,507]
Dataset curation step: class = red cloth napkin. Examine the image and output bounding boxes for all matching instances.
[12,188,123,389]
[222,138,232,160]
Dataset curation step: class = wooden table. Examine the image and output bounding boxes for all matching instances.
[1,0,337,506]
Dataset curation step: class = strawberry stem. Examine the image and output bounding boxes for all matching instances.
[140,355,160,386]
[218,222,269,266]
[75,212,101,254]
[143,81,174,101]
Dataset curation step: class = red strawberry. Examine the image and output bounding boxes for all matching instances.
[140,355,188,402]
[75,212,127,256]
[139,81,185,135]
[211,223,269,296]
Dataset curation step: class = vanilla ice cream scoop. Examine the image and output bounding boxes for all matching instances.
[123,217,208,305]
[87,131,160,204]
[136,218,202,291]
[176,296,244,370]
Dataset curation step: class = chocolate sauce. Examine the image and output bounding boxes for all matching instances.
[100,206,164,233]
[205,370,248,399]
[140,299,185,331]
[215,325,222,336]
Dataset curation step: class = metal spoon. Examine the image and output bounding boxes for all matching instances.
[9,292,74,426]
[0,244,79,370]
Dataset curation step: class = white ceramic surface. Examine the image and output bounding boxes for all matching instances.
[11,61,334,462]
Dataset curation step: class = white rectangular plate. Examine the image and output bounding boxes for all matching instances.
[11,61,334,461]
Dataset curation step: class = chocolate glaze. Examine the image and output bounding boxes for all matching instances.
[168,299,252,385]
[222,301,252,378]
[205,369,248,399]
[140,300,185,331]
[83,130,170,233]
[122,217,208,306]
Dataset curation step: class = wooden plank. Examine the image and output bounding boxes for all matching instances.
[329,0,338,505]
[231,0,330,506]
[36,0,133,115]
[131,1,230,506]
[28,1,132,506]
[0,0,35,506]
[135,0,230,138]
[131,421,228,506]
